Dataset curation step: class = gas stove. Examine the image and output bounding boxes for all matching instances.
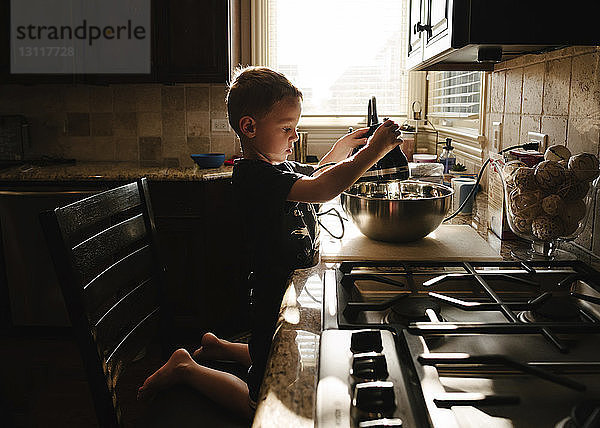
[316,260,600,427]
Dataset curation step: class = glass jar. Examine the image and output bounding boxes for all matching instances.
[493,155,599,259]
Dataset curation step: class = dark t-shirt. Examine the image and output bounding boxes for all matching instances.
[232,158,319,274]
[232,158,319,402]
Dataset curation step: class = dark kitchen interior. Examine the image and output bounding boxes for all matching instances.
[1,0,600,427]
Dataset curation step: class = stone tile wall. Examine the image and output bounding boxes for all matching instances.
[0,83,240,167]
[486,46,600,156]
[485,46,600,256]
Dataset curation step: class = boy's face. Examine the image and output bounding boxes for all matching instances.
[249,96,302,164]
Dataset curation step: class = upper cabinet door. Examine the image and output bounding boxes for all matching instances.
[0,1,76,84]
[156,0,229,83]
[0,0,230,84]
[426,0,449,44]
[406,0,425,70]
[422,0,452,61]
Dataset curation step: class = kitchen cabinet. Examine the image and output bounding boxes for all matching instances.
[406,0,600,71]
[0,186,101,328]
[406,0,425,71]
[408,0,483,71]
[422,0,450,63]
[408,0,457,71]
[0,1,76,84]
[0,178,249,342]
[154,0,230,83]
[0,0,232,84]
[151,179,249,342]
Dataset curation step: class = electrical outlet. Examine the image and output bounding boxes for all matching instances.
[527,131,548,152]
[211,118,230,132]
[492,121,502,152]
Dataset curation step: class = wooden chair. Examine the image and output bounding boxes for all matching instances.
[40,178,250,428]
[39,178,170,427]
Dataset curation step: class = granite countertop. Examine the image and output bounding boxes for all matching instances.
[252,263,326,428]
[0,161,234,182]
[251,194,502,427]
[251,191,600,427]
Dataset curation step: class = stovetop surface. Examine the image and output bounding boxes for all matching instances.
[320,259,600,428]
[335,260,600,343]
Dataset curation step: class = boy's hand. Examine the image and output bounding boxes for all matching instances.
[365,119,401,156]
[335,127,369,149]
[318,127,371,166]
[290,119,402,203]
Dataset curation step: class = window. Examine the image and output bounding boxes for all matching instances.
[266,0,409,119]
[426,71,483,133]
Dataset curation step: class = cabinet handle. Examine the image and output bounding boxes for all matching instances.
[414,21,432,34]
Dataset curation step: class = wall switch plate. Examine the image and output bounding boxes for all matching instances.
[527,131,548,152]
[211,118,230,132]
[492,121,502,152]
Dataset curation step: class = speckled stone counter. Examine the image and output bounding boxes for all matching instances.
[252,263,326,428]
[252,195,508,428]
[251,191,600,427]
[0,161,233,182]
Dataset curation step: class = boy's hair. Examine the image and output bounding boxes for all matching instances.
[226,66,303,137]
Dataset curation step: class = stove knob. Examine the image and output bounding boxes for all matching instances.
[353,381,396,413]
[351,330,383,353]
[351,352,389,381]
[358,418,403,427]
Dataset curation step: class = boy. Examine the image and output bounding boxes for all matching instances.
[138,66,402,420]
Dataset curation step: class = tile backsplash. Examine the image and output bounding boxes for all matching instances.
[486,46,599,157]
[0,83,240,167]
[485,46,600,257]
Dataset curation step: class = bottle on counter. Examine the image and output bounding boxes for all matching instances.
[439,138,456,174]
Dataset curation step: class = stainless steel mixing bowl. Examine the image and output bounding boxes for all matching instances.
[340,180,454,242]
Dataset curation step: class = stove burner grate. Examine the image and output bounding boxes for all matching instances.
[388,297,442,324]
[556,400,600,428]
[518,296,583,324]
[337,260,600,353]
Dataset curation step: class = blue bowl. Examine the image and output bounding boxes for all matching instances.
[190,153,225,168]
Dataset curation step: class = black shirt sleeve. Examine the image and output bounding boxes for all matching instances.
[256,163,303,202]
[285,160,316,177]
[233,159,310,205]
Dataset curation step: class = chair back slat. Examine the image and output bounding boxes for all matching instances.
[72,214,147,285]
[94,276,160,358]
[40,178,168,428]
[55,182,141,240]
[105,307,161,388]
[83,245,154,321]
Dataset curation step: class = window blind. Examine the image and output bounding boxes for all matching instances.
[427,71,482,126]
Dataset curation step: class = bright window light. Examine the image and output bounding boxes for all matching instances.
[268,0,409,116]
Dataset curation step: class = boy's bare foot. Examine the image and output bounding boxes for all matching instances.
[192,332,226,361]
[137,348,192,400]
